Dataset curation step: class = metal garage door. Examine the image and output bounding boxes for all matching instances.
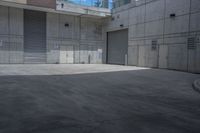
[24,10,46,64]
[107,29,128,65]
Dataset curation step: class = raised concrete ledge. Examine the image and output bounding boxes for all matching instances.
[193,79,200,93]
[0,1,111,18]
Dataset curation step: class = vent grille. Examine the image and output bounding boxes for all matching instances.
[187,37,196,50]
[152,40,157,51]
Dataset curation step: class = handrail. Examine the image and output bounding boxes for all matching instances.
[57,0,131,9]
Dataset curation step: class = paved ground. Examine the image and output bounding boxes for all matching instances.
[0,64,200,133]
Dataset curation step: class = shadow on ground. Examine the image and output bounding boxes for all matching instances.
[0,69,200,133]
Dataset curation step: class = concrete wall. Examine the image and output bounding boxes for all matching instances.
[46,13,105,64]
[0,0,199,73]
[0,5,105,64]
[106,0,200,73]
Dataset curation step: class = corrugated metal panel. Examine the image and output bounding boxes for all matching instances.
[107,29,128,65]
[24,10,46,64]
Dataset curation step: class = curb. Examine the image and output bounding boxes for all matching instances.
[193,79,200,93]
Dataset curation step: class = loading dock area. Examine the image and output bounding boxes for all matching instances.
[0,64,200,133]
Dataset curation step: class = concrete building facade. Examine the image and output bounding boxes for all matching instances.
[0,0,109,64]
[106,0,200,73]
[0,0,199,73]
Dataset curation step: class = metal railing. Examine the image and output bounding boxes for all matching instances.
[57,0,131,9]
[112,0,131,9]
[59,0,113,9]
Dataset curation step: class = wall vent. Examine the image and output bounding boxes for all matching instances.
[170,13,176,18]
[151,40,157,51]
[187,37,196,50]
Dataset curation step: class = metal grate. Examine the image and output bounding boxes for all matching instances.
[152,40,157,51]
[187,37,196,50]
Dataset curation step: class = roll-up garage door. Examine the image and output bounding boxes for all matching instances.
[24,10,46,64]
[107,29,128,65]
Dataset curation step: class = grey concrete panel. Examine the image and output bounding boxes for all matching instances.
[190,12,200,32]
[159,45,168,69]
[89,45,101,64]
[59,14,74,39]
[138,45,148,67]
[129,6,145,25]
[80,18,88,40]
[129,24,145,39]
[168,44,188,71]
[0,36,9,63]
[145,38,163,45]
[73,17,80,40]
[147,45,159,68]
[165,0,190,17]
[9,37,23,63]
[47,13,59,38]
[107,10,129,30]
[191,0,200,13]
[129,40,145,46]
[164,36,188,45]
[80,45,89,64]
[145,20,164,36]
[85,19,103,41]
[164,15,189,34]
[96,45,103,64]
[74,45,80,64]
[88,45,103,64]
[128,45,138,66]
[46,39,60,64]
[145,0,165,22]
[117,10,129,27]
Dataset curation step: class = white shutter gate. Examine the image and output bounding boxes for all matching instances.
[24,10,46,64]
